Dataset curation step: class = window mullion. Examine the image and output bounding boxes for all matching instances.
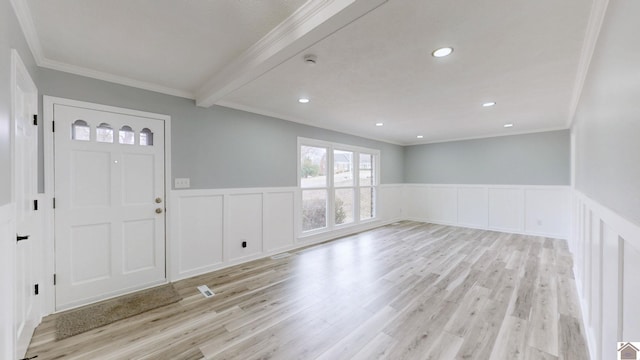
[353,154,359,225]
[328,145,334,229]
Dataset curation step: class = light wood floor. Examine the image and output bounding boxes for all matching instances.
[26,222,589,360]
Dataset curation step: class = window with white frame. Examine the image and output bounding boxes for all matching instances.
[299,138,379,234]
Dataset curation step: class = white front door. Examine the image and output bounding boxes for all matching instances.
[12,50,40,358]
[54,104,166,310]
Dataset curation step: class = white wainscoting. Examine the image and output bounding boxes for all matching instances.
[404,184,570,239]
[571,190,640,360]
[0,202,16,360]
[169,184,405,281]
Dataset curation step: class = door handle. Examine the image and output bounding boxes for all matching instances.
[16,234,30,242]
[155,208,163,214]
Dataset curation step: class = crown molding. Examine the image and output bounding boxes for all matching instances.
[10,0,45,64]
[405,126,571,146]
[195,0,388,108]
[567,0,610,128]
[39,58,195,99]
[217,99,569,147]
[216,99,404,146]
[10,0,194,99]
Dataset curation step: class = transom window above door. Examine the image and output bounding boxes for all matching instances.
[71,119,154,146]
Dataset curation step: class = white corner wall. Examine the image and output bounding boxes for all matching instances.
[571,190,640,360]
[404,184,570,239]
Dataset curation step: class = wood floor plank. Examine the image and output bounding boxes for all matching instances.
[456,261,517,359]
[444,285,490,337]
[424,331,464,360]
[315,306,398,360]
[525,346,559,360]
[25,222,590,360]
[489,315,529,360]
[511,256,540,320]
[350,332,398,360]
[558,314,590,360]
[527,271,559,356]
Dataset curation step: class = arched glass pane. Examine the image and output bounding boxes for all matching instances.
[96,123,114,143]
[71,119,90,141]
[119,125,135,145]
[140,128,154,146]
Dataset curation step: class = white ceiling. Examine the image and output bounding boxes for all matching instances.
[17,0,596,145]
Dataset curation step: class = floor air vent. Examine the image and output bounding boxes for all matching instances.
[197,285,214,298]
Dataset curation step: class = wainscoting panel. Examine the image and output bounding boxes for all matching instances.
[623,239,640,340]
[524,188,570,237]
[406,184,569,238]
[377,185,404,221]
[600,222,620,360]
[226,193,263,262]
[488,187,524,232]
[427,186,457,224]
[589,216,602,358]
[571,190,640,360]
[405,185,428,221]
[263,192,295,253]
[0,203,16,360]
[457,187,488,228]
[171,193,224,279]
[170,185,404,281]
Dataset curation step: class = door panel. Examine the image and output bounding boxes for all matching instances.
[72,150,112,207]
[123,219,156,273]
[54,104,166,310]
[70,223,111,283]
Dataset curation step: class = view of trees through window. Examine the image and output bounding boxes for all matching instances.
[300,141,378,233]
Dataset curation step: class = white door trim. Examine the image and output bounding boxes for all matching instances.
[43,96,172,314]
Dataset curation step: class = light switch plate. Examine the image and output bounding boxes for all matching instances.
[175,178,190,189]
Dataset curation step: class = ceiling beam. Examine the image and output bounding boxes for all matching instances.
[195,0,388,108]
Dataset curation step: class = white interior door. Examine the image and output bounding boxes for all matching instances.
[54,104,166,310]
[12,50,40,358]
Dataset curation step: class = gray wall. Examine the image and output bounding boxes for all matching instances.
[0,1,39,206]
[404,130,570,185]
[38,69,404,190]
[572,0,640,225]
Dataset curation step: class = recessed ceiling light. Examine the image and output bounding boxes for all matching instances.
[504,123,514,128]
[482,101,496,107]
[298,98,310,104]
[375,122,384,127]
[417,135,424,139]
[432,47,453,58]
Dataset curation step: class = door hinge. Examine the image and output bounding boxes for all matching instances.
[33,199,38,211]
[53,274,56,285]
[33,114,38,126]
[34,284,39,295]
[53,198,56,209]
[52,121,55,132]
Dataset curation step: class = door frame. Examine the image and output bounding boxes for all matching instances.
[43,96,172,314]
